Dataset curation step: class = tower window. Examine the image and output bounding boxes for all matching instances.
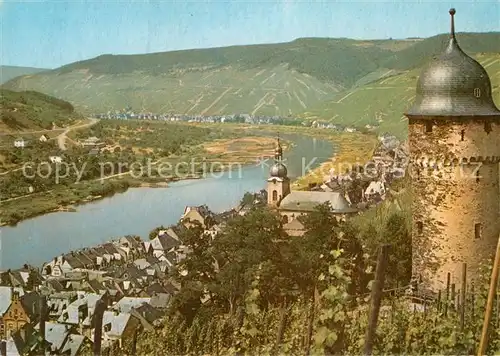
[475,223,482,239]
[460,129,465,141]
[476,169,481,183]
[272,190,278,201]
[425,122,433,133]
[474,88,481,98]
[416,221,423,234]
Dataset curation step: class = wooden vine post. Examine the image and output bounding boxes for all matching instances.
[93,299,107,356]
[363,244,390,356]
[477,235,500,356]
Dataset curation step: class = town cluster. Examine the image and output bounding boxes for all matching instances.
[0,205,244,355]
[313,133,408,207]
[93,112,361,133]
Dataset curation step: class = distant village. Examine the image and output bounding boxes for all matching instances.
[92,110,366,133]
[0,131,406,355]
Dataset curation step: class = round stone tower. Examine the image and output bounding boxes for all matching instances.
[405,9,500,292]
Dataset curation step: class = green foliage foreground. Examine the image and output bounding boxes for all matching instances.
[133,202,500,355]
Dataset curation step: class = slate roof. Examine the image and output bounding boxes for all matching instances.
[58,292,103,325]
[157,234,181,251]
[111,297,151,313]
[20,291,42,322]
[279,191,358,213]
[102,243,119,255]
[283,219,305,231]
[75,252,94,267]
[63,254,85,269]
[133,303,163,325]
[60,334,87,356]
[10,323,39,355]
[45,322,71,353]
[0,287,24,315]
[87,279,106,293]
[46,279,65,292]
[121,235,142,249]
[144,283,168,296]
[149,293,171,309]
[145,255,160,266]
[133,259,151,270]
[213,209,238,224]
[6,336,22,356]
[101,311,132,338]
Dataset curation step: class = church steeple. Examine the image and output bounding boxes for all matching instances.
[267,133,290,206]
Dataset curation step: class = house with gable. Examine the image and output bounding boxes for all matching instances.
[58,292,105,335]
[148,229,181,260]
[0,289,42,340]
[180,205,215,229]
[47,292,77,319]
[94,311,141,351]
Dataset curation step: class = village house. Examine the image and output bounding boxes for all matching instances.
[0,289,41,340]
[148,229,181,262]
[364,180,387,201]
[181,205,215,229]
[58,292,105,331]
[110,297,151,313]
[81,136,104,148]
[47,292,77,319]
[13,138,27,148]
[39,134,50,142]
[49,156,63,164]
[97,311,141,350]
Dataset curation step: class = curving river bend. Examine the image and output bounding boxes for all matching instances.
[0,134,334,269]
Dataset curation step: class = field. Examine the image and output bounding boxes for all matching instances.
[203,136,286,164]
[301,53,500,138]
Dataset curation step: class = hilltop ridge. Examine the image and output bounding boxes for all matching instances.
[3,33,499,137]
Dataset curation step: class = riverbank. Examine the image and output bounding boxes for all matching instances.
[292,131,379,190]
[0,125,373,226]
[0,135,290,226]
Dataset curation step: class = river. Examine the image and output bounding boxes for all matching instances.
[0,134,334,269]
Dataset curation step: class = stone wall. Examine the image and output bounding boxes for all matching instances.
[408,116,500,291]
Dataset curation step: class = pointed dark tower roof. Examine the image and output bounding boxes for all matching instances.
[270,133,287,178]
[274,133,283,160]
[406,8,500,117]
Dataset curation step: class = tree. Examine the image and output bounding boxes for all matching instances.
[383,213,412,287]
[26,268,42,291]
[240,192,255,206]
[148,225,166,240]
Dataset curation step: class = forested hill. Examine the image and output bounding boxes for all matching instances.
[0,65,48,84]
[0,89,81,132]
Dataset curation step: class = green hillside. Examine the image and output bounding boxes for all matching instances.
[301,52,500,138]
[2,33,499,135]
[0,89,81,132]
[0,66,48,84]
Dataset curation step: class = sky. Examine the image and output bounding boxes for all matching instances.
[0,0,499,69]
